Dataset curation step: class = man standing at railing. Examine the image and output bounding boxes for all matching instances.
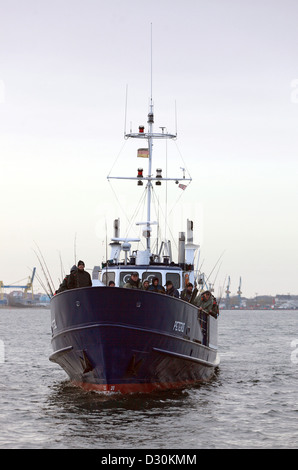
[194,290,219,318]
[67,260,92,289]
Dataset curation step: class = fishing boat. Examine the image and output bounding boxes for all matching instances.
[50,82,220,394]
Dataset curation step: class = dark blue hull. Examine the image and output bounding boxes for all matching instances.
[50,287,219,393]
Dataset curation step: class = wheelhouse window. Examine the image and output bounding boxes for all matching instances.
[166,273,180,289]
[142,272,162,285]
[119,272,138,287]
[102,272,115,285]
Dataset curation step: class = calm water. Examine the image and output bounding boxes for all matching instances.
[0,307,297,449]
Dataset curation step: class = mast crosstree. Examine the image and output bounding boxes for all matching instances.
[107,105,192,252]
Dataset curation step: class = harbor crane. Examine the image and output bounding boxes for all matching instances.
[225,276,231,308]
[0,267,36,300]
[237,276,242,307]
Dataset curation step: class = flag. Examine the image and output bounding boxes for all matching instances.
[178,183,186,190]
[138,148,149,158]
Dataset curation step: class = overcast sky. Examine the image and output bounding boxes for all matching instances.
[1,0,298,298]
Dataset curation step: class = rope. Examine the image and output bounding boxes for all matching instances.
[107,140,128,178]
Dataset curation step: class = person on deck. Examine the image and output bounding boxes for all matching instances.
[180,282,193,302]
[148,277,165,294]
[123,272,143,289]
[55,265,77,294]
[193,290,218,317]
[190,282,198,304]
[142,280,149,290]
[67,260,92,289]
[164,280,179,298]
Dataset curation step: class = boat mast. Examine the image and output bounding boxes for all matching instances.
[146,99,154,251]
[107,26,192,257]
[145,25,154,252]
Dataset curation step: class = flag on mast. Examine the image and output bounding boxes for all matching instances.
[178,183,186,190]
[137,148,149,158]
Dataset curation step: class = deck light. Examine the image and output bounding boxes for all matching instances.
[137,168,143,185]
[156,168,162,185]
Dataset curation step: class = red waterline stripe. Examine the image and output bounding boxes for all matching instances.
[72,379,204,394]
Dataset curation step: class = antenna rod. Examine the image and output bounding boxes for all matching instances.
[175,100,178,136]
[150,23,153,104]
[124,84,128,136]
[146,22,154,252]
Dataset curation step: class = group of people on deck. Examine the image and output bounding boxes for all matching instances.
[123,272,219,317]
[56,266,218,317]
[124,273,179,298]
[55,260,92,294]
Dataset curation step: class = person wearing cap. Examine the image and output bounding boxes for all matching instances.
[67,260,92,289]
[148,277,165,294]
[164,280,179,298]
[123,272,142,289]
[180,282,193,302]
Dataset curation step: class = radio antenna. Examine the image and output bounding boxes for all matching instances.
[175,100,178,136]
[124,84,128,136]
[150,23,153,104]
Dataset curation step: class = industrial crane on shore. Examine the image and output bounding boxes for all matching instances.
[0,267,36,300]
[237,277,242,307]
[225,276,231,308]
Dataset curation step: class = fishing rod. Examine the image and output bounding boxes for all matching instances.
[32,248,54,297]
[193,247,201,286]
[74,232,77,265]
[194,258,205,290]
[213,261,222,286]
[207,261,223,298]
[35,271,51,299]
[58,251,65,284]
[217,274,228,306]
[204,251,225,287]
[34,242,55,293]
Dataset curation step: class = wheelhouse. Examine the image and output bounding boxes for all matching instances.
[91,215,201,293]
[102,265,184,290]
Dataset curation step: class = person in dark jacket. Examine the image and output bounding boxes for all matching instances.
[67,260,92,289]
[148,277,165,294]
[55,265,77,294]
[123,272,142,289]
[164,280,179,298]
[180,282,193,302]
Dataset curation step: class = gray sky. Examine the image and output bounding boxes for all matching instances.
[1,0,298,298]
